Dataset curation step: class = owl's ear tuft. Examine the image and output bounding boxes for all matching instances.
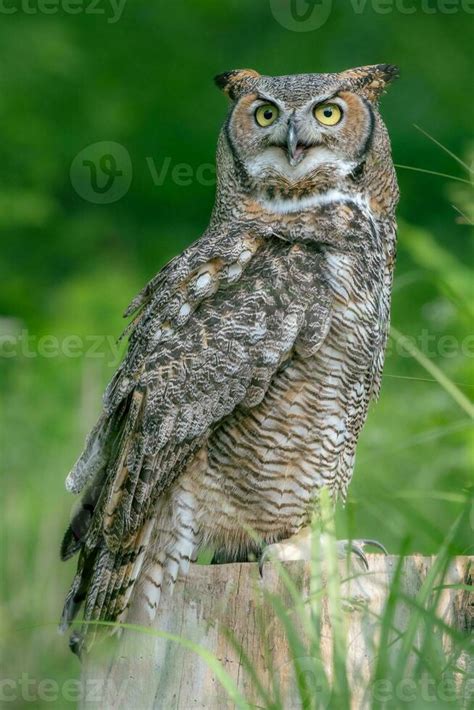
[343,64,400,101]
[214,69,261,100]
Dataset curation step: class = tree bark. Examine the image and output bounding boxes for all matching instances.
[79,555,472,709]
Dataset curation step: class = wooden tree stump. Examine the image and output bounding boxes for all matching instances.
[79,555,472,709]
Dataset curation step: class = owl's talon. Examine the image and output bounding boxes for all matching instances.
[360,538,388,555]
[257,527,313,576]
[348,542,369,570]
[337,538,388,570]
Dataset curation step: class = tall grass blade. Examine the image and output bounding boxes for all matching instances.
[76,620,252,710]
[394,164,472,184]
[390,326,474,418]
[371,539,410,710]
[319,489,350,707]
[390,510,467,688]
[413,124,473,173]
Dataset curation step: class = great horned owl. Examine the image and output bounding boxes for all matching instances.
[60,65,399,653]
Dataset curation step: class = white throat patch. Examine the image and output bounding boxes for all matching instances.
[258,189,370,215]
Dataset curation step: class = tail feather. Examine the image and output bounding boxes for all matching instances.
[60,526,83,562]
[59,575,82,635]
[59,386,181,653]
[59,517,156,654]
[59,544,110,654]
[102,554,129,622]
[105,517,156,622]
[59,547,96,634]
[60,471,106,562]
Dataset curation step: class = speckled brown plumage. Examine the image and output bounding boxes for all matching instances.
[60,64,399,653]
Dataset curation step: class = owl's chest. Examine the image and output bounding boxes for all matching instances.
[196,250,386,531]
[244,251,383,479]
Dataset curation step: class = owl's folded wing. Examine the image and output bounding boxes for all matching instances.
[60,228,333,637]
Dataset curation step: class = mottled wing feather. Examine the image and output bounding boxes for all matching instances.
[102,237,332,549]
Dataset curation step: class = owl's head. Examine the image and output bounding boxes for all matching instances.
[215,65,399,206]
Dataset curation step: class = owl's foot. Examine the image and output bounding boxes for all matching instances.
[335,538,388,571]
[258,528,387,577]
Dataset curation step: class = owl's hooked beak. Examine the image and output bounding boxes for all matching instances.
[286,117,306,167]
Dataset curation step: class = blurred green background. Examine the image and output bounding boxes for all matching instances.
[0,1,472,706]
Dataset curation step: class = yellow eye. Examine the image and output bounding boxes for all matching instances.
[255,103,279,127]
[314,103,343,126]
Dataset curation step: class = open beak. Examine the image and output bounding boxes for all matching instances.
[286,116,306,167]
